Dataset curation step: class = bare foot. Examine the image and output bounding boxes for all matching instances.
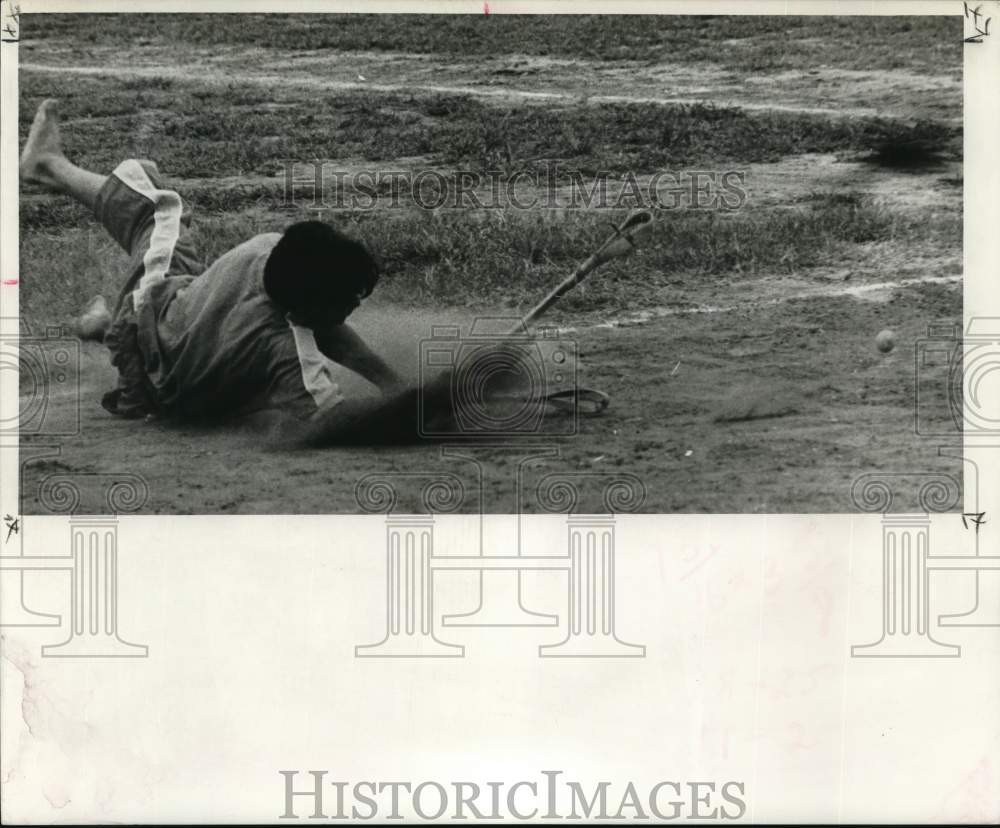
[19,99,67,188]
[75,295,111,342]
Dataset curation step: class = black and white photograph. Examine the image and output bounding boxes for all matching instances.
[2,3,998,826]
[12,7,965,513]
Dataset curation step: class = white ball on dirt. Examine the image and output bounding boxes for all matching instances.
[875,329,896,353]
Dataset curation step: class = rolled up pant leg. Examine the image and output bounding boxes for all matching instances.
[93,159,203,313]
[92,160,202,417]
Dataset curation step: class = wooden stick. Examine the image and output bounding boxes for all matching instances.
[508,210,654,336]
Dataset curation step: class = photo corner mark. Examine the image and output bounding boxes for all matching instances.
[0,0,19,43]
[963,2,993,44]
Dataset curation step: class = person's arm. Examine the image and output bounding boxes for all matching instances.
[313,324,407,395]
[298,368,456,446]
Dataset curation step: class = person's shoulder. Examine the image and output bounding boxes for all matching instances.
[189,233,284,300]
[238,232,283,257]
[207,233,282,269]
[249,231,283,247]
[208,233,283,277]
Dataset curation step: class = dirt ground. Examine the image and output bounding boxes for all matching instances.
[17,16,963,514]
[20,278,961,514]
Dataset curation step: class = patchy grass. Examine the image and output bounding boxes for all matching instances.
[17,13,962,332]
[19,70,961,215]
[861,119,956,170]
[20,194,959,331]
[25,14,961,76]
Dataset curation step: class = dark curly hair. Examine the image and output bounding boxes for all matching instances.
[263,221,379,313]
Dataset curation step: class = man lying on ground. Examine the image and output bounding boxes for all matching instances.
[20,98,414,436]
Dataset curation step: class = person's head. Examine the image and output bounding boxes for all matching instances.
[263,220,379,328]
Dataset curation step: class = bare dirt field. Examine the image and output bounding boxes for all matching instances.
[16,14,963,514]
